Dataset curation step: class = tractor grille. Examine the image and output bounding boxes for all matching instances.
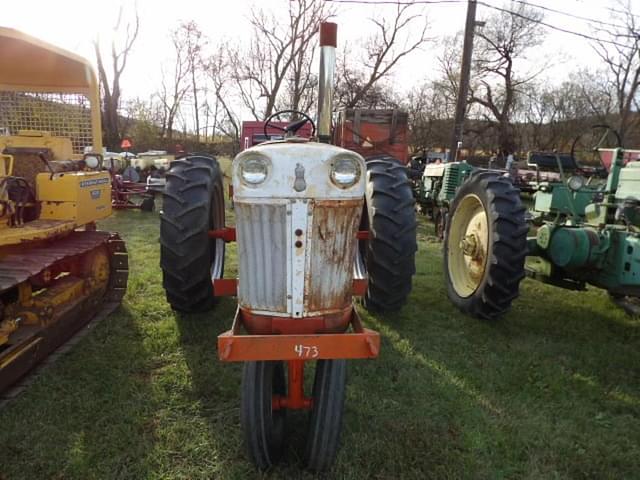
[0,91,93,155]
[305,200,362,312]
[235,202,288,312]
[442,163,461,200]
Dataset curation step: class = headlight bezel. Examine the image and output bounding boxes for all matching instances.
[239,153,271,187]
[329,153,362,189]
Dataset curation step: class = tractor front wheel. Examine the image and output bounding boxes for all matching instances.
[241,361,287,470]
[160,155,225,312]
[434,207,447,241]
[140,196,155,212]
[358,155,417,312]
[444,172,527,319]
[304,359,347,472]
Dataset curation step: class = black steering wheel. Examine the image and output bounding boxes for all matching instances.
[571,124,622,169]
[263,109,316,139]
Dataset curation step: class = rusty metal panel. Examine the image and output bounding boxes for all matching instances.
[235,201,288,312]
[305,199,363,312]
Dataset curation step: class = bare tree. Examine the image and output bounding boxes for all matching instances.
[123,97,164,151]
[177,21,206,143]
[93,6,140,150]
[592,0,640,144]
[406,79,455,152]
[335,49,400,109]
[335,3,429,109]
[514,71,619,152]
[231,0,332,120]
[203,44,242,153]
[468,1,545,155]
[157,26,192,142]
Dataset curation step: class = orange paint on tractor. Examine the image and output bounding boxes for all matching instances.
[272,360,313,410]
[240,306,353,335]
[217,307,380,362]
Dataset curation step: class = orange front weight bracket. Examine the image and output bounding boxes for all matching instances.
[272,360,313,410]
[217,308,380,362]
[213,278,237,296]
[208,227,236,242]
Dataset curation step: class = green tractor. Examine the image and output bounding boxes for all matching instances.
[435,127,640,318]
[414,160,475,239]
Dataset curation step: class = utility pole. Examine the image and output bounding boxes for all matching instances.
[448,0,479,162]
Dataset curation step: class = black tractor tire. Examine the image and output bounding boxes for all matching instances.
[160,155,225,313]
[358,155,417,312]
[444,172,527,320]
[140,196,155,212]
[304,359,347,472]
[241,361,287,470]
[434,206,447,241]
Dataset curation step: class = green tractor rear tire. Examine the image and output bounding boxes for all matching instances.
[160,155,225,313]
[356,155,417,312]
[444,172,527,319]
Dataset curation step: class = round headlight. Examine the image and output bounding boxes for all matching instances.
[567,175,585,191]
[85,155,100,169]
[240,156,269,185]
[330,155,361,188]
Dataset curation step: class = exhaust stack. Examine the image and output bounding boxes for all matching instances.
[317,22,337,143]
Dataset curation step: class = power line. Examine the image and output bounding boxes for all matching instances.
[506,0,629,31]
[571,0,639,19]
[477,1,638,49]
[324,0,639,49]
[324,0,464,5]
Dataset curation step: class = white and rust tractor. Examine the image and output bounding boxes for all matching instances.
[160,22,417,471]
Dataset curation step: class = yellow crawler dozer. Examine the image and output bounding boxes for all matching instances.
[0,28,128,393]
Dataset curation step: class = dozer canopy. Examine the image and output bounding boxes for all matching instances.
[0,27,102,152]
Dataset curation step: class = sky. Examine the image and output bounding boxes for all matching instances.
[2,0,637,115]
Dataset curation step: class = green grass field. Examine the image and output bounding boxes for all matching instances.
[1,201,639,479]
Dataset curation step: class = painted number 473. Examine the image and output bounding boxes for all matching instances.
[294,344,319,358]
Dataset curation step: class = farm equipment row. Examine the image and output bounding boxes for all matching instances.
[414,125,640,319]
[110,174,155,211]
[6,16,640,478]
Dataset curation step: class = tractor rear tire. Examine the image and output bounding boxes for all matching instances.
[241,361,287,470]
[160,155,225,313]
[358,155,417,312]
[444,172,527,320]
[304,359,347,472]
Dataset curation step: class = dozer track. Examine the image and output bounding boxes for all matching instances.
[0,231,128,398]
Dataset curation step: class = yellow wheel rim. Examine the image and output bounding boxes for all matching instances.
[447,194,489,298]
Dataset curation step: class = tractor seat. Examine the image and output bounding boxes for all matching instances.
[2,147,78,189]
[527,151,578,172]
